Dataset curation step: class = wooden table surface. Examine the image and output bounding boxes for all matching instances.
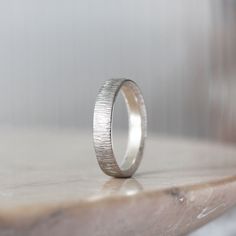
[0,128,236,236]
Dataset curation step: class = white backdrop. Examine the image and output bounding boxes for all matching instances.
[0,0,235,141]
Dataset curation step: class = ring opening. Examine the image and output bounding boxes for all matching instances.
[112,91,129,165]
[112,81,143,172]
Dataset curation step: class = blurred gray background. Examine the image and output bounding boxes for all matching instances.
[0,0,235,142]
[0,0,236,235]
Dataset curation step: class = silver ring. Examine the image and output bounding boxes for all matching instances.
[93,79,147,178]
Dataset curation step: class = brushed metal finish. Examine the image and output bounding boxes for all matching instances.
[93,79,147,178]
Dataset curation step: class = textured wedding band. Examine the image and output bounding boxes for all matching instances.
[93,79,147,178]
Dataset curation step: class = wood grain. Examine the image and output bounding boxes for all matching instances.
[0,128,236,236]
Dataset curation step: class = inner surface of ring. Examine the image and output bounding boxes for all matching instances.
[113,81,143,171]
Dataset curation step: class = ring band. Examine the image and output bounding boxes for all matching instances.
[93,79,147,178]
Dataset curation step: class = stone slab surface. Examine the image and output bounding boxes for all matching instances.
[0,128,236,236]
